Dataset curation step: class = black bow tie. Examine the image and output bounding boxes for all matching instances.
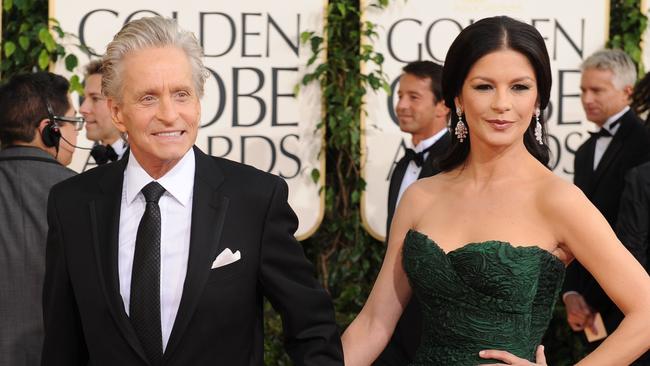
[90,144,119,165]
[588,129,612,138]
[588,120,620,139]
[404,147,430,167]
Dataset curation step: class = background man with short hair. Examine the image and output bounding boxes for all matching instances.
[0,71,78,366]
[563,49,650,363]
[375,60,450,366]
[80,59,128,164]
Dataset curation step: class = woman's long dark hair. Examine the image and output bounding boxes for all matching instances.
[439,16,552,171]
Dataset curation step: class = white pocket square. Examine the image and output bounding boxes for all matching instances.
[211,248,241,269]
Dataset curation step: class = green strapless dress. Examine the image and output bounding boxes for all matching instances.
[402,229,565,365]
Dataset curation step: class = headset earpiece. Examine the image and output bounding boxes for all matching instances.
[42,120,61,148]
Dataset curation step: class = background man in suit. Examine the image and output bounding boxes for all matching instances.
[615,160,650,364]
[80,59,128,165]
[375,60,450,366]
[563,49,650,358]
[41,16,343,366]
[0,72,78,366]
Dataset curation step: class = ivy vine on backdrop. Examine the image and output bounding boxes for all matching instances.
[1,0,87,91]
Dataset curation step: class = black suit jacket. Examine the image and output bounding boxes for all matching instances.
[617,161,650,270]
[375,132,450,366]
[565,109,650,332]
[42,147,343,366]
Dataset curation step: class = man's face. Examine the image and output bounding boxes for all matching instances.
[56,98,79,166]
[580,67,632,126]
[109,46,200,174]
[80,73,121,144]
[396,73,448,144]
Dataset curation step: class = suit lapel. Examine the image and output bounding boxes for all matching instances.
[574,136,597,195]
[419,131,450,179]
[592,113,633,186]
[387,158,408,219]
[164,147,228,361]
[89,157,150,364]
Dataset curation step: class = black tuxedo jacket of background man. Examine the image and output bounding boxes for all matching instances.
[566,109,650,332]
[375,132,450,366]
[41,147,343,366]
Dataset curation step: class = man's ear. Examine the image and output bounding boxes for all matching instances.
[107,97,127,133]
[37,118,51,134]
[623,85,634,101]
[435,100,450,118]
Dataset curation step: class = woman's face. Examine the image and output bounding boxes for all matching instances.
[455,48,538,149]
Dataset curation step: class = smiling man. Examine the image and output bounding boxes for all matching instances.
[564,48,650,361]
[80,60,127,165]
[376,61,450,366]
[42,17,343,366]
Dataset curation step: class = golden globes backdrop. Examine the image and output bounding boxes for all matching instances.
[51,0,325,239]
[361,0,609,240]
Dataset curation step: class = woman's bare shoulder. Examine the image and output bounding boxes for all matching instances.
[398,171,456,213]
[535,170,589,214]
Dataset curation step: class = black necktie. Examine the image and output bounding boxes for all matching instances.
[130,181,166,365]
[403,146,433,167]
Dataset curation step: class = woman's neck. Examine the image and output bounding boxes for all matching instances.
[461,139,534,185]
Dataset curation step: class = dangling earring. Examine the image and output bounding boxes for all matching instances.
[534,107,543,145]
[455,107,468,142]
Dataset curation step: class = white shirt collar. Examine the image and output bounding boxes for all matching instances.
[413,129,448,153]
[125,148,195,207]
[111,138,128,159]
[602,105,629,134]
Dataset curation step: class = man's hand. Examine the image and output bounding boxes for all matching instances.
[479,345,546,365]
[563,292,595,332]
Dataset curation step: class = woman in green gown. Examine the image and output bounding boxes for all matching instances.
[342,16,650,365]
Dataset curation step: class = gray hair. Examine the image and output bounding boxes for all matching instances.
[581,48,637,89]
[102,16,208,100]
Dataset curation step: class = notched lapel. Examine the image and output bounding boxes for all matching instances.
[90,159,149,364]
[419,132,450,179]
[593,117,631,186]
[164,148,228,361]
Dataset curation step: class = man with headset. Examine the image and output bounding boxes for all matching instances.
[0,71,80,366]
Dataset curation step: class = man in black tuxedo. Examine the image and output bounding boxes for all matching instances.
[80,59,128,166]
[563,49,650,359]
[42,17,343,366]
[375,61,450,366]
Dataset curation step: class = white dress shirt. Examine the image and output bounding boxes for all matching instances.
[593,106,627,170]
[111,138,128,160]
[396,129,448,207]
[118,148,195,351]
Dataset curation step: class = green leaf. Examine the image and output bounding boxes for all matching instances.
[300,31,313,44]
[13,0,26,11]
[69,74,84,94]
[38,27,56,53]
[64,53,78,71]
[18,36,30,50]
[19,23,30,33]
[4,41,16,58]
[310,168,320,184]
[3,0,13,11]
[38,49,50,70]
[52,25,65,38]
[337,3,347,17]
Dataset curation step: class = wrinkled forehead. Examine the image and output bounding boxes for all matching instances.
[120,47,195,93]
